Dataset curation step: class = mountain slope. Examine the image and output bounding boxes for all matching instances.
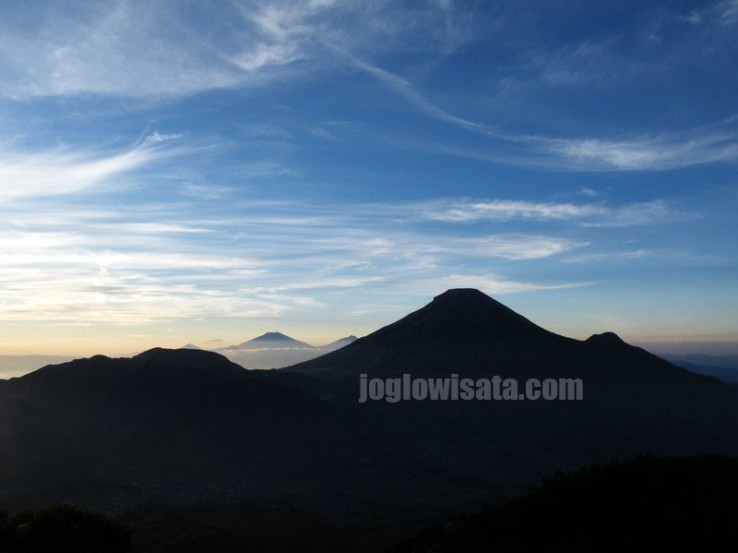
[389,455,738,553]
[285,289,718,387]
[0,349,394,513]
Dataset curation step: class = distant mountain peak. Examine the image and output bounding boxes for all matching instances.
[227,332,313,350]
[585,332,626,346]
[251,332,297,342]
[323,335,358,350]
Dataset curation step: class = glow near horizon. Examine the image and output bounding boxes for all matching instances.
[0,0,737,356]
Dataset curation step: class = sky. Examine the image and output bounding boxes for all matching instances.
[0,0,737,357]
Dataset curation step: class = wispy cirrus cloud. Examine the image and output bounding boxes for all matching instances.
[0,0,471,99]
[229,42,303,73]
[410,274,594,296]
[2,1,735,173]
[0,134,181,202]
[418,198,694,226]
[539,129,738,171]
[326,44,489,133]
[680,0,738,26]
[329,47,738,170]
[0,193,594,326]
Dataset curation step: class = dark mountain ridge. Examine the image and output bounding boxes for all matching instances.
[390,455,738,553]
[0,349,394,514]
[284,289,719,390]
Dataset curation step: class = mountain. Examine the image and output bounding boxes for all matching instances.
[228,332,313,350]
[268,288,738,487]
[179,343,201,350]
[0,348,389,514]
[285,289,710,383]
[325,335,358,349]
[216,332,356,369]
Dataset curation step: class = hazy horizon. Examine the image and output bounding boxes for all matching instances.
[1,1,736,358]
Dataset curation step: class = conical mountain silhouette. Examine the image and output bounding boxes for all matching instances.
[360,289,564,345]
[227,331,312,350]
[286,288,673,381]
[248,331,307,344]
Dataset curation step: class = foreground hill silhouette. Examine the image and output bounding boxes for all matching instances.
[390,455,738,553]
[0,348,392,513]
[0,505,130,553]
[1,289,738,550]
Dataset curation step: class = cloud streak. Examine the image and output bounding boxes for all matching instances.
[1,1,736,172]
[418,199,694,226]
[0,134,180,202]
[0,193,602,326]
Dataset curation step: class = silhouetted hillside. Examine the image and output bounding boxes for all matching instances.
[389,455,738,553]
[0,348,399,514]
[286,289,715,386]
[0,505,130,553]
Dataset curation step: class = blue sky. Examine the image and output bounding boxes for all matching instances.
[0,0,737,355]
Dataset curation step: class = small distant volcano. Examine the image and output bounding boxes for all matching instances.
[250,331,307,343]
[325,335,358,349]
[232,332,312,350]
[180,343,201,350]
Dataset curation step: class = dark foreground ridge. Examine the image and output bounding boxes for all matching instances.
[390,455,738,553]
[1,289,738,551]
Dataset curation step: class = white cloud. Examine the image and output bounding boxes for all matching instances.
[421,199,606,222]
[678,0,738,26]
[581,200,696,227]
[717,0,738,24]
[0,193,593,326]
[230,42,303,72]
[541,130,738,171]
[328,44,489,133]
[411,274,593,295]
[181,183,234,200]
[564,250,651,263]
[2,1,735,172]
[418,198,692,226]
[0,135,179,202]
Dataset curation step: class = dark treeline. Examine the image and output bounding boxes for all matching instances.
[0,505,130,553]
